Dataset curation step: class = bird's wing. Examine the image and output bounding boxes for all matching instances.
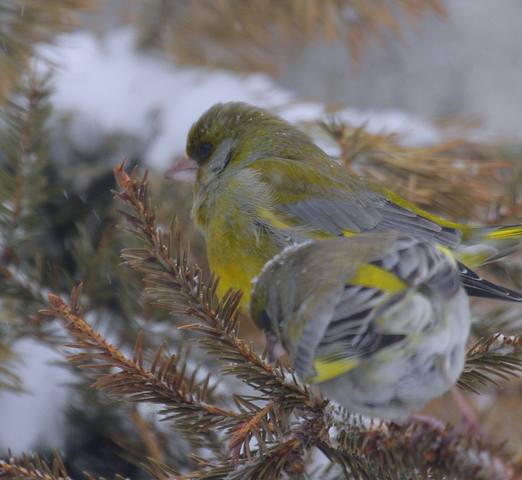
[310,286,406,382]
[306,236,460,382]
[248,156,462,247]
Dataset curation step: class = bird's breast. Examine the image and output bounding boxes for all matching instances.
[206,208,280,308]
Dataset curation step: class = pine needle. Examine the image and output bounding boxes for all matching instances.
[458,334,522,394]
[138,0,445,73]
[0,451,70,480]
[44,284,240,448]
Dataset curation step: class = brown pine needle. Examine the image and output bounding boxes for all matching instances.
[45,286,240,442]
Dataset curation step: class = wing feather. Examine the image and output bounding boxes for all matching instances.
[312,237,460,381]
[249,157,462,246]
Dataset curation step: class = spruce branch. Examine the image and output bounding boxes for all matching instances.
[1,75,51,256]
[217,437,305,480]
[171,438,304,480]
[129,406,167,465]
[172,419,518,480]
[113,163,320,471]
[0,452,129,480]
[44,285,240,446]
[165,408,327,480]
[328,410,515,480]
[0,342,23,392]
[458,334,522,394]
[0,75,59,389]
[140,0,446,73]
[113,163,312,406]
[0,452,70,480]
[228,401,275,456]
[0,0,90,103]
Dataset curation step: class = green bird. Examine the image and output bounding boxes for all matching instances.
[249,233,470,421]
[171,101,522,308]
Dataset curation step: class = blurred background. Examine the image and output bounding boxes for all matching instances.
[1,0,522,477]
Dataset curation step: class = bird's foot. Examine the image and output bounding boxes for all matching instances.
[450,386,485,438]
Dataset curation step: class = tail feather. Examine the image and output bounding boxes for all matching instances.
[457,262,522,303]
[480,224,522,240]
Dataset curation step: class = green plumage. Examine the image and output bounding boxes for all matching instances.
[187,102,522,307]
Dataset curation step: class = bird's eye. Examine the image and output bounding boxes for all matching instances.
[196,141,212,161]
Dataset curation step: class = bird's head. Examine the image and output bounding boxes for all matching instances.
[166,102,327,227]
[180,102,321,181]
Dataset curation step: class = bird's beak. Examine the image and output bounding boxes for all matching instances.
[164,156,198,183]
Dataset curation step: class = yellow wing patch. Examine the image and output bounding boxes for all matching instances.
[352,264,406,293]
[383,189,466,232]
[257,207,291,230]
[313,357,359,383]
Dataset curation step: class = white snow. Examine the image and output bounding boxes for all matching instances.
[39,28,441,172]
[0,339,73,453]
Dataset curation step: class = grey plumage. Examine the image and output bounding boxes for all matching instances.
[256,156,463,246]
[250,233,471,421]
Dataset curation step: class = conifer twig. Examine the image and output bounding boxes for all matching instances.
[113,163,312,406]
[142,0,446,73]
[0,0,89,103]
[114,162,317,467]
[44,285,240,444]
[329,413,515,480]
[0,452,70,480]
[129,407,166,465]
[458,334,522,393]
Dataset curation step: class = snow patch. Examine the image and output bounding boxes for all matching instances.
[0,340,73,453]
[39,28,441,172]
